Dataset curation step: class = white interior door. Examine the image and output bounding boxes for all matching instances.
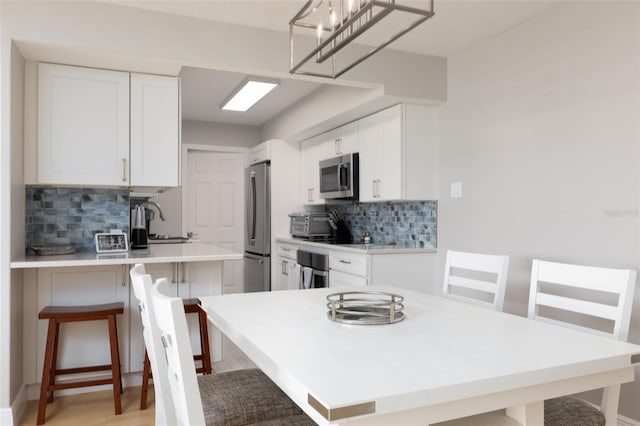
[186,151,245,294]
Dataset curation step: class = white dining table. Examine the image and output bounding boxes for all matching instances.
[199,286,640,425]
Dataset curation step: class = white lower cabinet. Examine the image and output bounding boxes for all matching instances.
[276,239,435,293]
[275,257,300,291]
[24,261,223,397]
[274,243,299,291]
[329,251,368,288]
[330,269,368,288]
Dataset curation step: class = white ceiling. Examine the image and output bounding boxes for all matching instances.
[180,67,322,126]
[108,0,560,126]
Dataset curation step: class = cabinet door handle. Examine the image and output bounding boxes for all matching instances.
[122,158,127,182]
[282,248,291,252]
[373,179,382,198]
[308,188,313,202]
[171,263,176,284]
[339,259,352,265]
[180,263,186,283]
[282,260,288,276]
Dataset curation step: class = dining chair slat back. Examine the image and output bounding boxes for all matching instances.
[148,279,314,426]
[528,259,636,340]
[443,250,510,311]
[129,264,177,425]
[528,259,637,426]
[150,278,207,425]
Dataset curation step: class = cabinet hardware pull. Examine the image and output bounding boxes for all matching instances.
[171,263,176,284]
[339,260,352,264]
[180,263,186,283]
[282,248,290,252]
[122,158,127,182]
[373,179,382,198]
[122,265,126,287]
[282,260,288,276]
[308,188,313,202]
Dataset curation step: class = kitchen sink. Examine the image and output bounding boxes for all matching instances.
[148,236,190,244]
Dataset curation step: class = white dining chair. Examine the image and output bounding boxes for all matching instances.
[528,259,636,426]
[130,264,176,425]
[148,276,315,426]
[442,250,510,311]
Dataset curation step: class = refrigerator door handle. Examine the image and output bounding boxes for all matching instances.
[248,171,257,245]
[244,254,264,264]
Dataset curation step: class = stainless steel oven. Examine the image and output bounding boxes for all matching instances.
[296,250,329,289]
[319,153,359,200]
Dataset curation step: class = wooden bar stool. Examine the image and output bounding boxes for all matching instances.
[37,302,125,425]
[139,298,212,410]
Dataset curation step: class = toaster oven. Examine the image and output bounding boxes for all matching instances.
[289,212,332,239]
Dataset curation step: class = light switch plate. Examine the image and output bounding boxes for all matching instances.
[450,182,462,198]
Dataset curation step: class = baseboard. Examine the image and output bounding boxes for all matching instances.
[619,414,640,426]
[0,384,28,426]
[11,385,28,426]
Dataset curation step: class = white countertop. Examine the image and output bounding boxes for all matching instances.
[276,237,437,254]
[11,242,242,269]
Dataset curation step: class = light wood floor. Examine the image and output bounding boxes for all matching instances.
[19,337,255,425]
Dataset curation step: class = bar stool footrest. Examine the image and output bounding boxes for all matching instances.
[55,364,112,375]
[47,378,115,391]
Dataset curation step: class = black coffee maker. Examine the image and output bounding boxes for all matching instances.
[130,205,148,249]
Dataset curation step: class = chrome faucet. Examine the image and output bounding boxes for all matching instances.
[139,201,166,221]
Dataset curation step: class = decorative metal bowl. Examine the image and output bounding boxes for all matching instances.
[326,291,405,325]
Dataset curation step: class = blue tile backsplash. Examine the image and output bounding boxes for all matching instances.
[26,186,130,253]
[328,201,437,248]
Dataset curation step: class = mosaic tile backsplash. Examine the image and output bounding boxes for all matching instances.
[26,186,130,253]
[328,201,437,248]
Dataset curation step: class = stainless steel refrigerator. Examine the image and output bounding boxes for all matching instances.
[244,162,271,292]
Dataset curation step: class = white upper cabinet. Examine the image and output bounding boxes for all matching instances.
[37,63,180,188]
[358,104,436,202]
[130,73,180,187]
[325,121,358,157]
[38,63,130,186]
[300,135,325,205]
[248,141,271,165]
[300,121,359,205]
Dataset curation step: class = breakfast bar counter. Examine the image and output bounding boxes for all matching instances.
[16,242,242,401]
[11,242,242,268]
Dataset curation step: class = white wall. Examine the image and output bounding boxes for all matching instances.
[0,3,9,415]
[182,120,260,148]
[261,84,383,142]
[435,1,640,420]
[0,36,26,421]
[10,41,25,412]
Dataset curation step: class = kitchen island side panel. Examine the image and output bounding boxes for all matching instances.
[369,252,436,294]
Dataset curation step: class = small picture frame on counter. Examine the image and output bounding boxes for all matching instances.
[95,231,128,253]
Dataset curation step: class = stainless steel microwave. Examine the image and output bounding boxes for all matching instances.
[319,153,359,200]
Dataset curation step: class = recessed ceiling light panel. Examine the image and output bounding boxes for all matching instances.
[221,78,279,112]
